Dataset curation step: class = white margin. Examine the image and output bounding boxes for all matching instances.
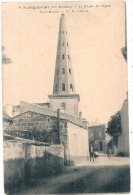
[0,1,133,195]
[0,1,4,195]
[127,0,133,194]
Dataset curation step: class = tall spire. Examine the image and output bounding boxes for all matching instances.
[53,14,75,95]
[49,14,80,117]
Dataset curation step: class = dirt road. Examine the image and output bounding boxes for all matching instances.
[20,157,130,194]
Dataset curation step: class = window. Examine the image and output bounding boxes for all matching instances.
[62,68,65,74]
[98,132,102,138]
[68,55,70,60]
[90,132,93,139]
[55,85,58,92]
[62,42,64,46]
[99,141,103,151]
[62,103,66,110]
[62,83,65,91]
[56,69,58,75]
[69,69,71,74]
[70,84,73,91]
[67,43,69,46]
[62,54,65,60]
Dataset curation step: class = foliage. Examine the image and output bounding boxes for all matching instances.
[5,128,53,144]
[28,127,53,143]
[107,139,113,149]
[107,137,118,149]
[121,46,127,61]
[106,111,121,137]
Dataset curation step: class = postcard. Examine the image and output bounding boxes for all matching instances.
[2,1,131,194]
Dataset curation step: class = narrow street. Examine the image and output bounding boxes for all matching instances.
[19,156,130,194]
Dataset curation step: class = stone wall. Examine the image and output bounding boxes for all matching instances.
[4,111,57,131]
[4,141,64,161]
[4,141,64,194]
[3,106,89,167]
[3,111,67,145]
[19,101,88,128]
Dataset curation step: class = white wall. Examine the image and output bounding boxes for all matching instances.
[67,122,89,158]
[117,99,129,156]
[49,97,79,116]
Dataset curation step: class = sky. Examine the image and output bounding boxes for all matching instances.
[2,1,127,124]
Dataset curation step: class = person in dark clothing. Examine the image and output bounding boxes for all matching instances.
[89,144,94,162]
[108,148,112,158]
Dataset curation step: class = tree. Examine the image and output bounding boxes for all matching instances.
[121,46,127,61]
[106,111,121,136]
[2,46,12,64]
[106,111,121,147]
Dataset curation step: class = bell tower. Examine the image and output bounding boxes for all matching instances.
[49,14,80,116]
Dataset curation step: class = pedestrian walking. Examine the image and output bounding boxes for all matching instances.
[107,148,112,158]
[89,144,94,162]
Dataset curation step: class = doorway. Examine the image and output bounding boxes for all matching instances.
[99,141,103,151]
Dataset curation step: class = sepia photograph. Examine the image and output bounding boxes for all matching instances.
[2,1,130,194]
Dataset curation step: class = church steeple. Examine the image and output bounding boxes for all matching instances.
[49,14,80,117]
[53,14,75,95]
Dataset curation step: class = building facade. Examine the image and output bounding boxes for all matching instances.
[117,16,129,156]
[88,124,106,152]
[117,97,129,156]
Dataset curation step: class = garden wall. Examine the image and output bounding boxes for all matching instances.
[4,141,64,194]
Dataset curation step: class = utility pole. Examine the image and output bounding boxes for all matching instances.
[57,109,60,144]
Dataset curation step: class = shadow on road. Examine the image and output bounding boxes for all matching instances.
[20,163,130,194]
[55,165,130,193]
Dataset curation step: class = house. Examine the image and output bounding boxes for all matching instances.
[117,95,129,156]
[117,17,129,156]
[88,124,106,152]
[3,109,89,164]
